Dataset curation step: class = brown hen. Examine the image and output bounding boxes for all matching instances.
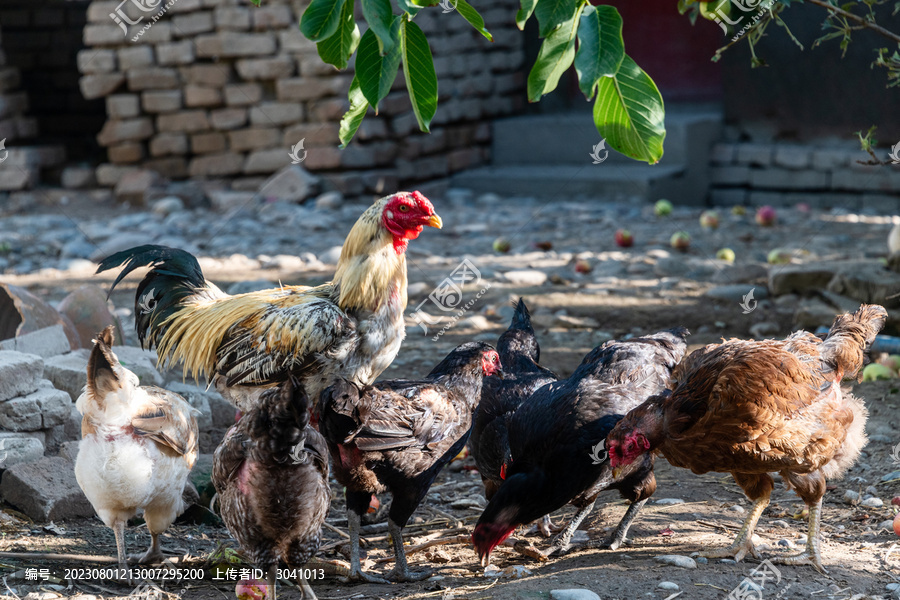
[607,304,887,572]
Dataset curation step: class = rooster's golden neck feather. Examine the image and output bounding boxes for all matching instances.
[332,198,408,313]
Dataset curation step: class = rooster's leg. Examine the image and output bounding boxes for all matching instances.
[699,491,769,562]
[344,510,389,584]
[129,533,164,564]
[386,518,432,582]
[542,500,596,557]
[773,497,827,574]
[265,567,277,600]
[113,519,128,571]
[597,498,648,550]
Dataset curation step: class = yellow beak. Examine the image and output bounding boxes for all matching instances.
[426,213,443,229]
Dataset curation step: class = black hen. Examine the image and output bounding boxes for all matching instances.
[469,299,557,529]
[473,328,689,563]
[319,342,501,583]
[212,378,330,600]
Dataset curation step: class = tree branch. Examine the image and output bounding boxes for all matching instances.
[805,0,900,44]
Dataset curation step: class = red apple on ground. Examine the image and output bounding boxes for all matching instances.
[615,229,634,247]
[670,231,691,251]
[891,496,900,507]
[700,210,720,230]
[575,259,592,274]
[236,580,267,600]
[493,237,511,253]
[534,241,553,251]
[756,205,777,226]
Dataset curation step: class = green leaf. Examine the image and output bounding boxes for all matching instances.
[316,0,360,69]
[360,0,395,54]
[339,76,370,147]
[593,54,666,164]
[516,0,538,30]
[301,0,347,42]
[250,0,260,5]
[357,20,402,111]
[575,5,624,99]
[534,0,579,37]
[527,3,583,102]
[400,19,438,132]
[455,0,493,41]
[397,0,422,16]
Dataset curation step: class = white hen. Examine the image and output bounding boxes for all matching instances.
[75,326,198,568]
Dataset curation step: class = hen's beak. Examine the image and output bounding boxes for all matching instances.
[426,213,443,229]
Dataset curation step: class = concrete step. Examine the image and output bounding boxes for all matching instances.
[491,106,722,169]
[450,163,685,201]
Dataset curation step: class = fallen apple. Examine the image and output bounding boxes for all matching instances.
[862,363,894,382]
[236,580,267,600]
[700,210,720,230]
[654,199,673,217]
[731,205,747,216]
[878,355,900,372]
[891,496,900,507]
[615,229,634,247]
[716,248,736,263]
[493,237,511,253]
[575,259,592,274]
[756,205,777,226]
[894,512,900,537]
[670,231,691,251]
[534,241,553,251]
[767,249,792,265]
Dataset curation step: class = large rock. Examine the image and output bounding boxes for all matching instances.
[0,283,81,348]
[0,380,71,432]
[711,263,768,284]
[768,263,841,296]
[0,432,45,468]
[827,262,900,308]
[56,285,125,349]
[259,164,319,203]
[0,325,71,358]
[0,456,94,521]
[166,382,214,431]
[0,351,43,402]
[44,348,162,401]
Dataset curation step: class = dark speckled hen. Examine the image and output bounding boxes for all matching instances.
[320,342,501,583]
[606,304,886,573]
[213,378,330,600]
[473,328,688,564]
[469,298,557,533]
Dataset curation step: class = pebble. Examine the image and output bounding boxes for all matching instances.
[695,556,708,564]
[770,520,790,528]
[314,191,344,210]
[655,498,685,505]
[657,582,679,591]
[883,470,900,482]
[654,555,697,569]
[869,434,894,443]
[152,196,185,216]
[550,590,601,600]
[843,489,860,504]
[777,539,792,548]
[408,282,430,296]
[503,269,548,286]
[879,519,894,531]
[861,497,883,508]
[866,485,879,496]
[727,504,745,513]
[887,583,900,592]
[318,245,344,264]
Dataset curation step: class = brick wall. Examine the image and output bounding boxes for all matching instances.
[709,142,900,211]
[78,0,526,195]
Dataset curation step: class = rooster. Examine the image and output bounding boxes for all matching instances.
[606,304,886,573]
[469,298,557,535]
[96,191,442,411]
[473,329,688,564]
[75,326,199,570]
[319,342,501,582]
[213,378,330,600]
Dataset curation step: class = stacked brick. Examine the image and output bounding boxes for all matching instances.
[709,142,900,211]
[78,0,526,195]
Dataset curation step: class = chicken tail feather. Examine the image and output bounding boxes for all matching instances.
[821,304,887,380]
[96,245,208,350]
[85,326,120,407]
[821,391,868,480]
[509,298,534,334]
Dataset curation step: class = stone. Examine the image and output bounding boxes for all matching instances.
[843,490,859,504]
[117,46,154,70]
[0,351,43,402]
[749,322,780,339]
[79,73,125,100]
[503,270,547,286]
[236,57,295,81]
[106,94,140,119]
[0,325,71,358]
[96,164,139,186]
[215,7,251,30]
[861,497,883,508]
[228,128,281,152]
[194,32,276,57]
[224,83,262,106]
[0,456,95,521]
[705,285,768,303]
[249,102,303,126]
[210,108,248,130]
[189,153,244,177]
[711,263,768,284]
[184,85,222,108]
[794,298,839,330]
[157,41,195,66]
[0,381,69,431]
[654,498,685,505]
[318,246,344,265]
[152,196,185,216]
[0,432,45,468]
[43,347,162,403]
[208,190,256,212]
[113,169,161,205]
[58,440,80,463]
[882,470,900,482]
[126,67,179,91]
[549,590,601,600]
[172,12,214,36]
[142,90,182,113]
[158,110,211,133]
[108,142,144,164]
[655,555,697,569]
[96,118,154,145]
[165,382,214,431]
[190,132,226,154]
[768,263,842,296]
[244,149,292,174]
[657,582,680,591]
[259,165,319,203]
[773,146,811,170]
[315,191,343,210]
[827,262,900,308]
[61,166,97,189]
[150,132,189,156]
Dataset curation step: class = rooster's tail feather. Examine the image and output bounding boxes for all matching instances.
[508,298,534,334]
[821,304,887,380]
[96,245,208,351]
[248,378,311,465]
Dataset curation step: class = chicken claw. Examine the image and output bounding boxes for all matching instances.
[538,515,558,538]
[773,499,827,574]
[698,537,761,562]
[343,567,390,585]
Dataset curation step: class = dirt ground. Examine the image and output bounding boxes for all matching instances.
[1,197,899,600]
